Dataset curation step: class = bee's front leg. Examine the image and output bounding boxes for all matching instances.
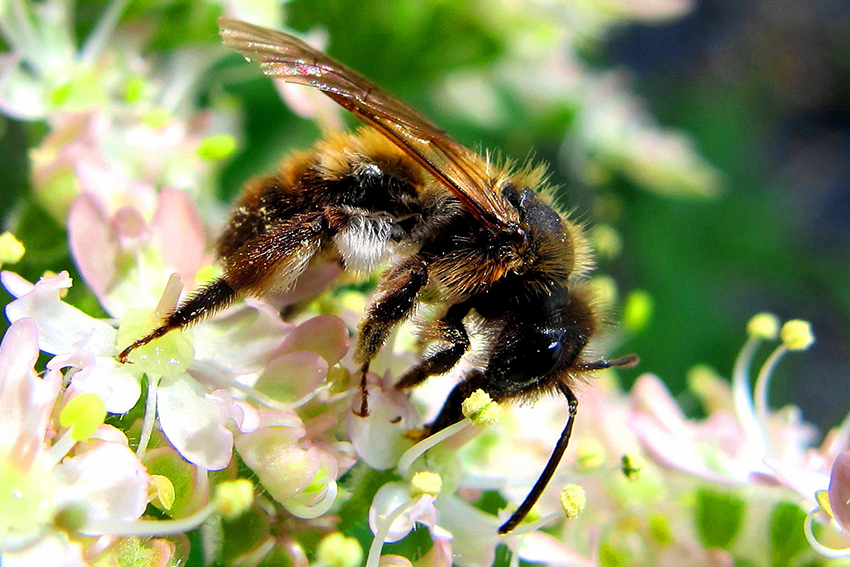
[353,255,428,416]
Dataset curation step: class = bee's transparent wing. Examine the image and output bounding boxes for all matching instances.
[219,18,520,230]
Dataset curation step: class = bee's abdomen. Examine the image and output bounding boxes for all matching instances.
[218,128,427,259]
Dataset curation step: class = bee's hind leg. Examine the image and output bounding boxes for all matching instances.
[118,210,332,363]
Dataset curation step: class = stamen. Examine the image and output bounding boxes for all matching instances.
[753,344,788,437]
[365,499,413,567]
[804,511,850,559]
[397,419,470,477]
[283,471,339,520]
[136,375,159,460]
[731,334,768,457]
[43,430,77,469]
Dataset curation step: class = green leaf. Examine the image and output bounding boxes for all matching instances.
[694,487,745,549]
[769,501,809,567]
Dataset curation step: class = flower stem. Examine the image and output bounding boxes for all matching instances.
[80,0,131,65]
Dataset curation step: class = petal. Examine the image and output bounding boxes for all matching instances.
[829,451,850,532]
[517,531,595,566]
[1,531,87,567]
[432,496,497,567]
[630,374,688,434]
[67,356,142,414]
[206,389,260,433]
[53,441,149,522]
[255,351,328,404]
[67,193,118,301]
[417,539,453,567]
[48,335,142,414]
[4,271,117,356]
[192,300,292,376]
[157,375,233,471]
[762,456,828,505]
[235,425,320,503]
[347,383,419,470]
[271,263,343,309]
[150,188,207,285]
[369,482,416,543]
[278,315,350,367]
[0,318,41,435]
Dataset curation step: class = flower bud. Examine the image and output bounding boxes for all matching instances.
[316,532,364,567]
[214,479,254,519]
[0,232,25,266]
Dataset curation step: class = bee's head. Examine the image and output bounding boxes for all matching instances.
[482,286,636,396]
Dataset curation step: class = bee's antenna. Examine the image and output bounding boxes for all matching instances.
[576,354,639,372]
[499,382,578,534]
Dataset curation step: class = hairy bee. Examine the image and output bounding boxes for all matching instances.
[119,18,637,534]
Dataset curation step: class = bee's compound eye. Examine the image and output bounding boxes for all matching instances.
[503,330,565,383]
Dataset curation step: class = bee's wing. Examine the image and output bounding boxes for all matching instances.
[219,18,520,230]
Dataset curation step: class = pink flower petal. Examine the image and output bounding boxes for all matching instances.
[111,205,148,248]
[235,423,321,503]
[150,188,207,285]
[278,315,349,367]
[630,374,687,434]
[762,456,828,504]
[516,531,595,566]
[829,451,850,532]
[0,318,59,467]
[207,389,260,433]
[46,330,142,414]
[271,263,343,309]
[418,539,453,567]
[255,351,329,403]
[68,193,119,301]
[191,300,292,376]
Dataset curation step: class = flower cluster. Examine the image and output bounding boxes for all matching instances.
[0,1,846,567]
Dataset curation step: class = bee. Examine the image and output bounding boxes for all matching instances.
[118,18,638,534]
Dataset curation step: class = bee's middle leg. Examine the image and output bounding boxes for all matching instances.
[394,302,471,390]
[353,255,428,416]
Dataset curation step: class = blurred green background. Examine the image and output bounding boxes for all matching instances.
[0,0,847,431]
